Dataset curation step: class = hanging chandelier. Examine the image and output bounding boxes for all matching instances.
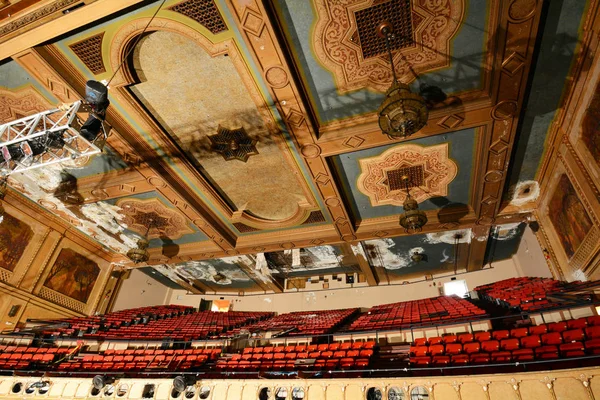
[399,175,428,233]
[377,22,428,138]
[126,219,153,264]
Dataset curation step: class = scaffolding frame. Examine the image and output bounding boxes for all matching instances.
[0,101,108,177]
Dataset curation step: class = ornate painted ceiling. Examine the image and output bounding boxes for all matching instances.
[0,0,595,293]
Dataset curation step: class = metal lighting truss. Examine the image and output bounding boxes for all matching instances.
[0,101,108,177]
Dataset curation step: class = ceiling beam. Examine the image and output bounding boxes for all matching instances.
[341,243,378,286]
[466,225,491,272]
[236,255,284,293]
[0,0,147,60]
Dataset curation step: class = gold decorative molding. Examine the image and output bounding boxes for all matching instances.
[312,0,464,93]
[357,143,458,206]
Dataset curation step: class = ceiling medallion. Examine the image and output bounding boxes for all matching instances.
[377,22,428,138]
[399,175,428,233]
[208,125,258,162]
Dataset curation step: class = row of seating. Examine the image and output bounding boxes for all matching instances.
[243,308,358,336]
[216,349,374,371]
[348,296,486,331]
[474,277,598,311]
[241,341,376,355]
[410,317,600,367]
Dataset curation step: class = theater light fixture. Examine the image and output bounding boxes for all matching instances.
[377,22,428,138]
[126,219,153,264]
[399,175,427,233]
[92,375,114,391]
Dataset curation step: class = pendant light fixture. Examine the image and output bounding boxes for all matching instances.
[398,175,428,233]
[377,22,429,138]
[126,219,153,264]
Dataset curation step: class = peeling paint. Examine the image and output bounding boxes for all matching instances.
[509,180,540,206]
[423,229,471,245]
[9,165,138,253]
[363,238,410,270]
[173,260,253,285]
[440,249,450,262]
[494,223,522,241]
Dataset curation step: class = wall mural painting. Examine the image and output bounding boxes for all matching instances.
[548,174,593,258]
[43,249,100,303]
[0,213,33,272]
[582,80,600,167]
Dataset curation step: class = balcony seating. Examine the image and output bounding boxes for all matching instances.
[216,341,376,372]
[243,308,358,336]
[348,296,487,332]
[409,316,599,368]
[43,305,273,341]
[474,277,598,312]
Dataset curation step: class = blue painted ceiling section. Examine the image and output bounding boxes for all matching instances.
[275,0,487,123]
[505,0,587,193]
[331,128,475,222]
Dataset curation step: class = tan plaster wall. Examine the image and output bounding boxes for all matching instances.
[110,269,172,312]
[514,225,553,278]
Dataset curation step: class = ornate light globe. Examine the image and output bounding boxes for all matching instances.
[378,80,429,138]
[126,237,150,264]
[399,194,428,233]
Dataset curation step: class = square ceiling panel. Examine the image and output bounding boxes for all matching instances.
[266,245,359,277]
[274,0,489,124]
[331,128,476,222]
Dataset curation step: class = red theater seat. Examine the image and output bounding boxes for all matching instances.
[432,355,450,367]
[428,337,443,345]
[410,356,431,366]
[529,325,548,335]
[541,332,563,346]
[567,319,587,330]
[410,346,429,357]
[521,335,541,349]
[500,338,520,351]
[560,342,585,357]
[470,353,490,364]
[492,330,510,341]
[414,338,427,346]
[510,328,529,338]
[445,343,462,355]
[585,326,600,339]
[429,345,444,357]
[563,329,585,343]
[458,333,474,344]
[512,348,534,361]
[535,346,559,359]
[481,340,499,353]
[464,342,481,354]
[443,335,458,344]
[491,351,511,362]
[474,332,491,342]
[587,316,600,326]
[585,339,600,354]
[451,354,469,365]
[548,322,568,333]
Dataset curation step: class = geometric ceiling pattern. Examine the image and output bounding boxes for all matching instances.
[0,0,594,292]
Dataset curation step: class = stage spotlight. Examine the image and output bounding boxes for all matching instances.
[92,375,114,391]
[81,80,110,143]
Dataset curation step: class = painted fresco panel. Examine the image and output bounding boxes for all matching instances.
[582,80,600,168]
[547,174,593,258]
[0,213,33,272]
[43,248,100,303]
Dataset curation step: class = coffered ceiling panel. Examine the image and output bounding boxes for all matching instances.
[273,0,490,125]
[331,128,475,222]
